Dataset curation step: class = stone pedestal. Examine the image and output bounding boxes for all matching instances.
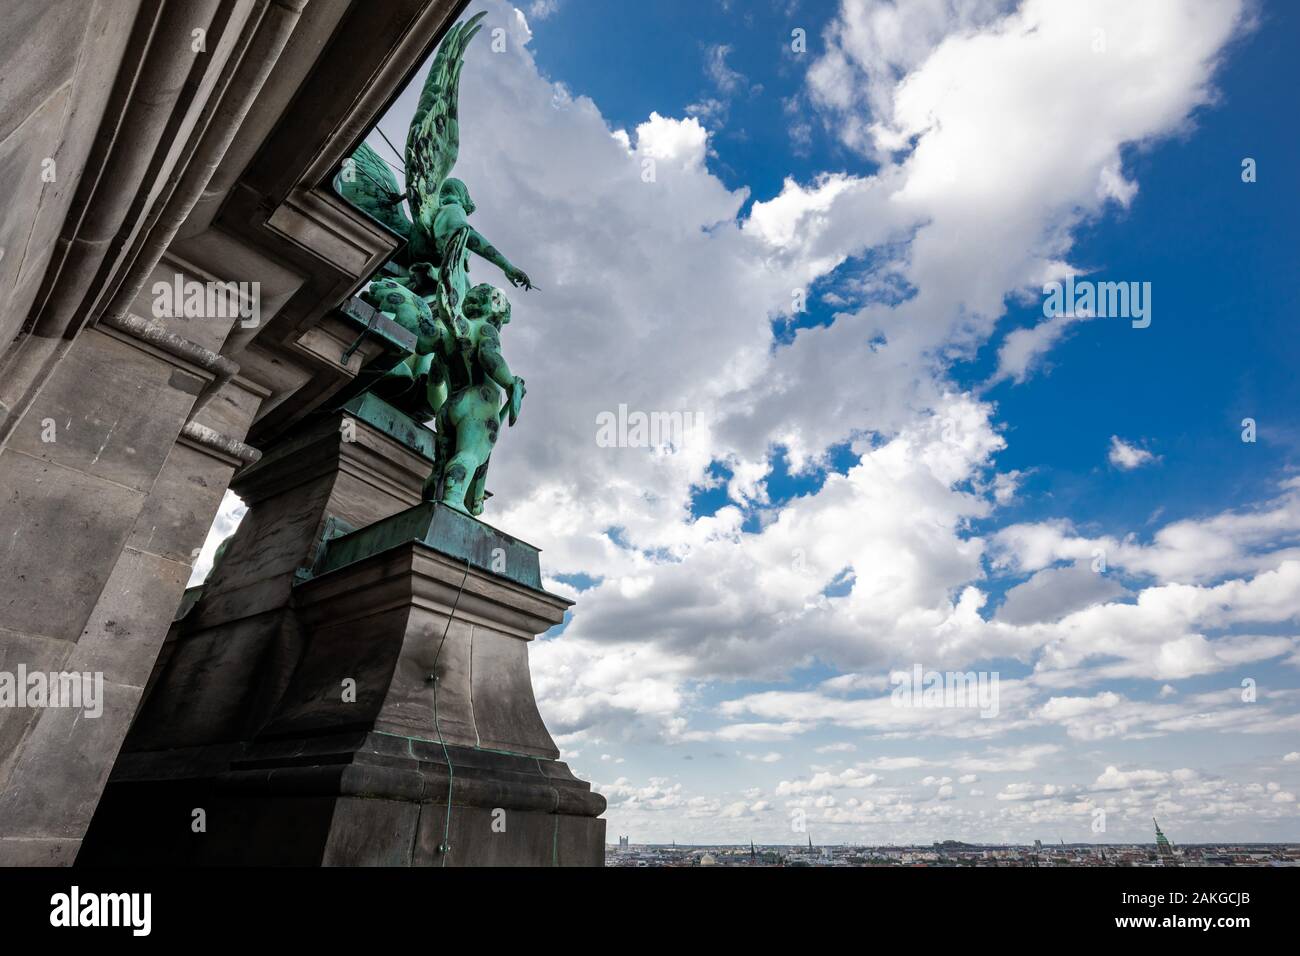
[78,398,605,866]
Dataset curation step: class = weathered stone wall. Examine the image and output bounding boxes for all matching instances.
[0,0,469,864]
[0,0,143,353]
[0,282,258,863]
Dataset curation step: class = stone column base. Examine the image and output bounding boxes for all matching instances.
[81,731,604,866]
[80,502,605,866]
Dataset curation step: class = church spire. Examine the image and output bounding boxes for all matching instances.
[1154,818,1179,866]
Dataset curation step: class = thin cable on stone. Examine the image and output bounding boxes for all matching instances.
[429,552,472,865]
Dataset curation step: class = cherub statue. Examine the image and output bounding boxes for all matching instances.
[357,277,448,421]
[426,283,525,514]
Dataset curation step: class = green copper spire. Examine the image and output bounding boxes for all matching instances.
[1154,817,1180,866]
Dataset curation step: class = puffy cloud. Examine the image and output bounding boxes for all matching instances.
[997,782,1069,801]
[1092,766,1171,791]
[995,564,1128,626]
[948,744,1061,774]
[526,0,561,22]
[776,767,880,796]
[600,776,686,811]
[744,173,863,251]
[816,742,858,754]
[633,112,710,166]
[807,0,1011,156]
[991,478,1300,585]
[992,308,1095,385]
[1108,435,1160,471]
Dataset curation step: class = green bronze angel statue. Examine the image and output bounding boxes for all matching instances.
[336,11,532,515]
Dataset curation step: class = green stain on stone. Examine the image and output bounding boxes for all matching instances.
[307,500,545,592]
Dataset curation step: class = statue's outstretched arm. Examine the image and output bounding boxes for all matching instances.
[466,228,533,290]
[434,202,533,290]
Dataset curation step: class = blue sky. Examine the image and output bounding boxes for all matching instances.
[523,0,1300,538]
[200,0,1300,844]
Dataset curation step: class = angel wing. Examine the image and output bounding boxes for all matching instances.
[335,141,411,241]
[405,11,486,237]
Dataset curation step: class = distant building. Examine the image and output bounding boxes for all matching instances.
[1154,818,1181,866]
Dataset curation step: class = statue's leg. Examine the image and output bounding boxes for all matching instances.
[465,397,500,515]
[423,401,454,501]
[467,458,489,516]
[425,360,448,418]
[438,395,491,514]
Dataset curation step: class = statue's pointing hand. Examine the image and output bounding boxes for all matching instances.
[506,266,534,291]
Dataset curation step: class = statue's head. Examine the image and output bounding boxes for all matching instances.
[439,177,475,214]
[465,283,510,327]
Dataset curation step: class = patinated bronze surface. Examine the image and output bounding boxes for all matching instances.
[337,12,532,516]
